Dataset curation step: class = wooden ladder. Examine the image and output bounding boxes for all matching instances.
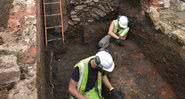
[42,0,64,46]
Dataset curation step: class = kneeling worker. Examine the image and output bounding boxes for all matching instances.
[68,51,121,99]
[98,16,129,48]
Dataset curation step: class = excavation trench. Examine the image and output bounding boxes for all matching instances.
[42,1,185,99]
[44,21,185,99]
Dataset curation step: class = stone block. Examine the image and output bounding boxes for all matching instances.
[75,5,87,10]
[177,0,185,11]
[0,55,20,85]
[159,22,173,34]
[171,29,185,44]
[148,6,160,30]
[163,0,170,8]
[92,8,106,17]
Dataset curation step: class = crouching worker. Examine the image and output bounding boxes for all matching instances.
[98,16,129,48]
[68,51,121,99]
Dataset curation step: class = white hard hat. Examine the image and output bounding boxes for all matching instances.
[118,16,128,28]
[95,51,115,72]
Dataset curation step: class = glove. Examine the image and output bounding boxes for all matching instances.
[116,39,124,46]
[110,89,122,99]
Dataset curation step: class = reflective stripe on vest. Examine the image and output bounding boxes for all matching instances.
[70,56,102,98]
[113,20,129,36]
[97,71,102,98]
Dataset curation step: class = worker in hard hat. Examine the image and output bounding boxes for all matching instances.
[68,51,121,99]
[98,16,129,48]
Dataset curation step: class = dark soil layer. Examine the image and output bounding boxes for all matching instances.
[130,20,185,99]
[107,40,176,99]
[46,27,180,99]
[118,0,185,98]
[47,39,98,99]
[44,0,185,99]
[0,0,14,29]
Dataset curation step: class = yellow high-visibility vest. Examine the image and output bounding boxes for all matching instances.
[69,56,102,99]
[113,20,129,36]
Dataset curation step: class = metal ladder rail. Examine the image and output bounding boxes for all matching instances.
[59,0,65,44]
[43,1,64,46]
[43,0,48,46]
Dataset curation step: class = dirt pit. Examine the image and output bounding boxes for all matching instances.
[43,1,185,96]
[44,24,184,99]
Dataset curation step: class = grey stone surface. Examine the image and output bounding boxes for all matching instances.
[0,55,20,84]
[8,79,37,99]
[148,6,160,30]
[75,5,87,10]
[92,8,106,17]
[177,0,185,11]
[148,4,185,46]
[177,11,185,19]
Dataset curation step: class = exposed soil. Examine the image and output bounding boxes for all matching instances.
[46,36,98,99]
[43,0,185,99]
[45,26,182,99]
[130,21,185,99]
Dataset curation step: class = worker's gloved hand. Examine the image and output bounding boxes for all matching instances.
[110,89,122,99]
[116,39,124,46]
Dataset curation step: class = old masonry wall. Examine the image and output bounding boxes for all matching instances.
[0,0,38,99]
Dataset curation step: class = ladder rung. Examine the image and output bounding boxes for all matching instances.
[48,38,61,42]
[44,2,60,5]
[45,13,61,17]
[46,25,62,29]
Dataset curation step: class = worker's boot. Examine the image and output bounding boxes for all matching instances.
[116,39,124,46]
[98,35,111,49]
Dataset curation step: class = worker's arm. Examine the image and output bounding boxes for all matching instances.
[119,33,128,40]
[119,27,129,40]
[68,79,87,99]
[102,75,122,99]
[102,75,114,91]
[108,21,120,40]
